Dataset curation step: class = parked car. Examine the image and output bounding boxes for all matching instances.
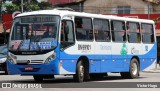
[0,45,8,74]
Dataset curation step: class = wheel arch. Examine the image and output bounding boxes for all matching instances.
[131,56,140,68]
[76,55,90,80]
[76,56,90,70]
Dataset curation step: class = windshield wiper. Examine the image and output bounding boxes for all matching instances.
[29,25,34,51]
[16,40,23,51]
[0,53,5,55]
[36,42,42,51]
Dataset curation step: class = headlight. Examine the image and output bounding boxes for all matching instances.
[0,58,6,63]
[7,56,15,64]
[10,53,17,59]
[44,53,56,64]
[7,53,16,64]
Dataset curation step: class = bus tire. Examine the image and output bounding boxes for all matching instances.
[129,58,139,78]
[121,58,139,79]
[33,75,43,82]
[120,72,129,79]
[74,61,84,82]
[4,62,8,75]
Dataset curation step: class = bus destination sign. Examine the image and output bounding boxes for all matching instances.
[21,15,58,23]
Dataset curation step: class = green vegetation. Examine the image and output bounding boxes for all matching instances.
[2,0,52,13]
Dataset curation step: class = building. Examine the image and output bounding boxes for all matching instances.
[83,0,152,14]
[50,0,160,14]
[47,0,160,36]
[48,0,75,4]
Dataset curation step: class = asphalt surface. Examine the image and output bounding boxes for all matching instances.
[0,72,159,90]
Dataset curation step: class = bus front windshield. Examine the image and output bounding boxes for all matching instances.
[9,15,60,51]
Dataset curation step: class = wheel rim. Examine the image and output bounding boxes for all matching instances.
[131,62,138,75]
[79,64,84,79]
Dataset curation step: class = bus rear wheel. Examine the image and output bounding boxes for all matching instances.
[121,58,139,79]
[74,61,84,82]
[33,75,43,82]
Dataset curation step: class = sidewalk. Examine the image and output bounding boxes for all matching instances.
[142,64,160,73]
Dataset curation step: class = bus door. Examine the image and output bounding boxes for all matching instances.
[59,19,75,74]
[157,36,160,64]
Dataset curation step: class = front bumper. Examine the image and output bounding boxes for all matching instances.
[0,62,7,74]
[7,60,59,75]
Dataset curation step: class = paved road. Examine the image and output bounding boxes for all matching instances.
[0,72,159,91]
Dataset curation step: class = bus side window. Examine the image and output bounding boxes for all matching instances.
[111,20,126,42]
[136,24,141,43]
[93,18,110,42]
[126,22,141,43]
[141,23,154,43]
[60,20,75,50]
[75,17,93,41]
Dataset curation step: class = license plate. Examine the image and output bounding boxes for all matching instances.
[25,66,33,71]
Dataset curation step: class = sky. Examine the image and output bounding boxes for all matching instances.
[37,0,42,2]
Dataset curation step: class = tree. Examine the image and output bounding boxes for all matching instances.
[2,0,52,13]
[38,2,52,10]
[2,3,19,13]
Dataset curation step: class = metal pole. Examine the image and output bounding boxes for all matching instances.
[148,1,150,19]
[21,0,23,13]
[27,0,30,12]
[0,0,2,23]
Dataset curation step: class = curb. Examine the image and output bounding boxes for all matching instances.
[142,64,160,73]
[142,69,160,73]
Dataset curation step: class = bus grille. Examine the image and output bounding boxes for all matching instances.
[16,60,44,64]
[30,60,44,64]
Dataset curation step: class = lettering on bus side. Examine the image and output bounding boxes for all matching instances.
[131,47,139,54]
[22,52,37,55]
[78,44,91,50]
[100,45,111,50]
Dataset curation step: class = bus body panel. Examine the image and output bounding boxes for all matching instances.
[7,39,156,75]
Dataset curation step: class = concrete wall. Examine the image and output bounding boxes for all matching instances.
[83,0,152,14]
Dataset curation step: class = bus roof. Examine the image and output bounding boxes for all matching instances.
[16,9,154,24]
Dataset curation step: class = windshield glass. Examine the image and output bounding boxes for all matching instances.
[9,15,60,51]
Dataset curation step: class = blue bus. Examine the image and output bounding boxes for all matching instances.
[7,9,157,82]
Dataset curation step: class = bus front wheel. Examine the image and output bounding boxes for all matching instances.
[33,75,43,82]
[74,61,84,82]
[121,58,139,79]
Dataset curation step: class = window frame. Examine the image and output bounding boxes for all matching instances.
[117,6,131,14]
[74,16,94,42]
[126,21,141,43]
[111,20,126,43]
[141,23,155,44]
[60,20,75,50]
[93,18,111,42]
